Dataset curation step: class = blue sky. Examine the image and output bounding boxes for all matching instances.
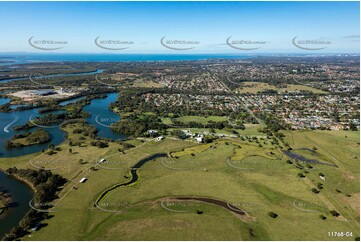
[0,1,359,53]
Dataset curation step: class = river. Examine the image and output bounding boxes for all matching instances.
[83,93,126,141]
[0,172,34,238]
[0,92,125,236]
[0,92,124,157]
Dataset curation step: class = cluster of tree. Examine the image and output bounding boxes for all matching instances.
[111,114,168,137]
[90,140,109,148]
[171,130,188,140]
[70,124,98,138]
[26,130,51,144]
[171,120,232,129]
[258,112,288,132]
[0,103,11,112]
[0,191,11,215]
[5,130,51,149]
[268,211,278,218]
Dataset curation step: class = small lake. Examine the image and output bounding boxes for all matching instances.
[83,93,126,141]
[0,108,65,157]
[0,172,34,239]
[282,150,337,167]
[0,98,10,106]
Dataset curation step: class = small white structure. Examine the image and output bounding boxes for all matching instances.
[99,159,107,163]
[148,130,158,135]
[156,136,165,141]
[320,175,326,181]
[195,137,204,143]
[79,177,87,183]
[31,223,41,231]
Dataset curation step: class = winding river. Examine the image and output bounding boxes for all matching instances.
[95,153,168,205]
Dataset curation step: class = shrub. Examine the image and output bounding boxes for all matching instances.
[196,210,203,215]
[329,210,340,217]
[268,211,278,218]
[297,173,305,178]
[311,188,320,194]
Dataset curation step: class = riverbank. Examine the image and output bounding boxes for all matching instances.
[1,168,67,240]
[0,193,11,216]
[0,170,35,239]
[0,169,37,218]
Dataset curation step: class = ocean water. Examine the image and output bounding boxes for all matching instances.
[0,53,249,65]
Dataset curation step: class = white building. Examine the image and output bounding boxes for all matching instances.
[156,136,165,141]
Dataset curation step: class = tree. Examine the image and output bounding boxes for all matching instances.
[329,210,340,217]
[311,188,319,194]
[317,183,323,189]
[298,173,305,178]
[268,211,278,218]
[196,210,203,215]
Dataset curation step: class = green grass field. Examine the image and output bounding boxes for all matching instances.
[0,126,359,241]
[237,82,327,94]
[174,115,228,124]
